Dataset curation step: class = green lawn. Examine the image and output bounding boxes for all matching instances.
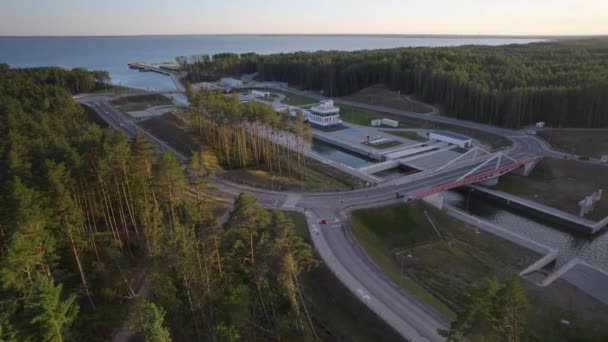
[350,202,543,318]
[343,84,434,114]
[339,106,384,126]
[538,129,608,159]
[349,202,608,340]
[381,130,427,142]
[350,203,455,318]
[496,158,608,220]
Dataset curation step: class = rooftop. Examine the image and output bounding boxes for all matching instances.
[431,131,472,141]
[311,100,340,115]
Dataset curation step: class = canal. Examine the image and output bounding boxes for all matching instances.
[445,191,608,272]
[310,138,376,168]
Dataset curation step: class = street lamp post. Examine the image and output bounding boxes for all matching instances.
[466,189,475,213]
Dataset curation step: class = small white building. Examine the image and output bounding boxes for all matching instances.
[429,131,473,149]
[251,90,270,98]
[381,118,398,128]
[308,100,342,129]
[219,77,243,87]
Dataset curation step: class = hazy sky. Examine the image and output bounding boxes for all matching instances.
[1,0,607,36]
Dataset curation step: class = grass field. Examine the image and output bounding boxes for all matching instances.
[109,94,173,112]
[343,84,434,114]
[350,202,541,318]
[380,130,427,142]
[339,106,385,126]
[538,129,608,159]
[338,105,509,149]
[283,212,403,342]
[496,158,608,220]
[349,202,608,340]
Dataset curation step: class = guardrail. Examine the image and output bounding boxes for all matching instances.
[412,156,539,198]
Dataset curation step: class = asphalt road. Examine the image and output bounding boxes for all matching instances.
[271,86,592,162]
[78,94,541,341]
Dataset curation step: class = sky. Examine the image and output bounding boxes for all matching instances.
[1,0,607,36]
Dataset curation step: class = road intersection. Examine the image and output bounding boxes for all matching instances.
[78,92,545,341]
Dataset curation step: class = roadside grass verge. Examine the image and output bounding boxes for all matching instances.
[349,202,608,340]
[495,158,608,220]
[538,129,608,159]
[380,130,427,142]
[349,202,542,319]
[109,94,173,112]
[282,212,403,342]
[91,84,138,95]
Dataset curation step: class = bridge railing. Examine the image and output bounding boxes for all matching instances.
[411,156,539,199]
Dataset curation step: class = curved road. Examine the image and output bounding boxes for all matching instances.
[78,92,545,341]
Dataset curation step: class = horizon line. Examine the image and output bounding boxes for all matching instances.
[1,33,607,39]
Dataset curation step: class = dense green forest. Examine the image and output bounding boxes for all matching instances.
[179,39,608,128]
[186,84,312,180]
[0,66,325,341]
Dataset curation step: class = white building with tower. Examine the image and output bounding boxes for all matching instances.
[273,100,342,129]
[307,100,342,129]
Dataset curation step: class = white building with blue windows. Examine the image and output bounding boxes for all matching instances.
[307,100,342,129]
[274,100,342,129]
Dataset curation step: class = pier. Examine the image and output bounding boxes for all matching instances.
[128,62,185,91]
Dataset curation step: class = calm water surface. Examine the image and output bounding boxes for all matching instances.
[310,139,375,168]
[0,35,546,90]
[445,191,608,272]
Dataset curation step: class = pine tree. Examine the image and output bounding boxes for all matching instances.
[22,276,78,342]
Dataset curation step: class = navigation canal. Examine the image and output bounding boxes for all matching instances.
[445,191,608,272]
[310,139,376,168]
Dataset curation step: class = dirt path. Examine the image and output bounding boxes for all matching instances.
[111,267,150,342]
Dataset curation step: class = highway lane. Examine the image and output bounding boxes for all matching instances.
[79,94,539,342]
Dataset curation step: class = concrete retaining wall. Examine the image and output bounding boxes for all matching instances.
[444,204,553,255]
[312,132,383,161]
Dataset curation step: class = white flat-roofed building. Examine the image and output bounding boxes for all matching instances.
[251,90,270,98]
[308,100,342,128]
[429,131,473,149]
[273,100,342,129]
